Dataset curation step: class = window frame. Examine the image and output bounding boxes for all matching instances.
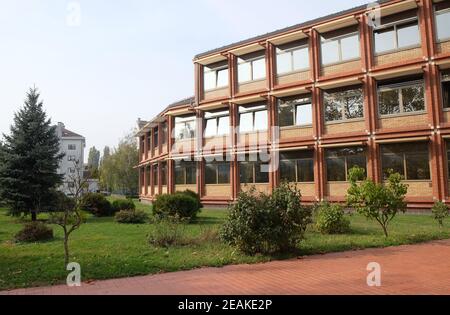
[373,16,421,56]
[441,71,450,111]
[276,44,310,75]
[434,7,450,43]
[204,160,231,185]
[238,104,268,133]
[325,147,367,182]
[323,87,365,123]
[152,163,158,189]
[237,55,267,84]
[68,144,76,150]
[174,160,197,185]
[320,31,360,66]
[278,97,313,128]
[174,116,196,141]
[238,156,269,185]
[153,127,159,149]
[377,79,426,117]
[204,110,230,138]
[203,64,229,92]
[160,122,168,145]
[279,154,315,183]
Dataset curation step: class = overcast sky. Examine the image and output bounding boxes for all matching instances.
[0,0,370,159]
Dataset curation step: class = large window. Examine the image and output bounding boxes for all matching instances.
[442,71,450,109]
[374,13,420,54]
[146,165,151,186]
[153,127,159,148]
[238,52,266,83]
[161,122,167,145]
[378,79,425,116]
[146,132,151,151]
[280,151,314,183]
[204,61,229,91]
[68,144,76,150]
[276,40,309,75]
[140,136,145,154]
[152,164,158,187]
[320,29,360,65]
[161,162,167,186]
[325,147,367,182]
[381,143,430,180]
[204,110,230,137]
[324,87,364,122]
[174,160,196,185]
[435,4,450,42]
[205,160,230,185]
[239,155,269,184]
[278,96,313,127]
[239,104,268,133]
[174,116,196,140]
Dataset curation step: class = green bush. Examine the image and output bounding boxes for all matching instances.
[115,209,148,224]
[432,201,449,228]
[315,202,350,234]
[153,193,200,220]
[112,199,136,212]
[220,183,312,255]
[148,216,189,247]
[180,189,203,210]
[14,222,54,243]
[80,193,113,217]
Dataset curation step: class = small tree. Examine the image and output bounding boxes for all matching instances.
[346,167,408,238]
[431,201,449,229]
[49,160,86,266]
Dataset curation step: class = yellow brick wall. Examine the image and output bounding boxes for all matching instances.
[204,184,232,197]
[324,120,366,135]
[374,47,422,67]
[238,80,267,94]
[280,126,314,139]
[175,184,197,193]
[378,113,429,130]
[292,183,315,197]
[240,184,270,194]
[276,70,310,86]
[321,60,361,77]
[437,40,450,55]
[405,181,433,197]
[203,87,229,101]
[326,182,350,197]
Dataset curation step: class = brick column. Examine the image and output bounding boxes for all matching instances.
[266,42,275,91]
[167,115,174,194]
[268,95,277,192]
[230,102,239,200]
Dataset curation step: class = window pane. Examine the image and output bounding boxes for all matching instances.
[278,105,294,127]
[252,58,266,80]
[254,110,268,131]
[239,162,253,184]
[347,155,367,174]
[381,153,404,179]
[204,118,217,137]
[217,163,230,184]
[397,22,420,48]
[296,103,313,125]
[326,157,346,181]
[341,34,360,60]
[343,92,364,119]
[152,165,158,186]
[293,47,309,70]
[375,28,396,53]
[185,163,197,185]
[402,85,425,112]
[161,163,167,185]
[174,123,184,140]
[217,116,230,135]
[321,39,339,65]
[379,89,400,115]
[406,153,430,180]
[443,81,450,109]
[276,51,292,74]
[204,70,216,90]
[185,121,196,138]
[205,163,217,184]
[216,68,229,88]
[175,165,184,185]
[297,159,314,182]
[255,162,269,183]
[280,160,296,182]
[239,112,253,133]
[436,11,450,41]
[324,93,343,122]
[238,61,252,83]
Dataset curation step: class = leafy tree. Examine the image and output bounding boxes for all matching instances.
[346,167,408,237]
[0,88,64,221]
[431,201,449,229]
[87,146,100,177]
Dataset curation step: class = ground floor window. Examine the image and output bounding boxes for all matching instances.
[381,142,430,180]
[152,164,158,187]
[325,146,367,182]
[174,160,196,185]
[205,160,230,184]
[279,151,314,182]
[146,165,151,186]
[239,155,269,184]
[161,162,167,186]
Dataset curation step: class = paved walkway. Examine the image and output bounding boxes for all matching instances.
[2,240,450,295]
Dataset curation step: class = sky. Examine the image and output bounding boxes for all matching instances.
[0,0,370,160]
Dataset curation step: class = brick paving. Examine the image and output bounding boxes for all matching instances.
[2,240,450,295]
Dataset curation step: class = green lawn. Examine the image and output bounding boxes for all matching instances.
[0,200,449,291]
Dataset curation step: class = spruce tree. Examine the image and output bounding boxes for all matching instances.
[0,87,64,221]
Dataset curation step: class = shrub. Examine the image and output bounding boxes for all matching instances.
[112,199,136,212]
[115,209,148,224]
[432,201,449,228]
[315,202,350,234]
[80,193,113,217]
[14,222,54,243]
[148,216,189,247]
[220,183,312,255]
[180,190,203,211]
[153,193,200,220]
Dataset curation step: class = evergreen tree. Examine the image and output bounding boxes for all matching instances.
[87,146,100,178]
[0,87,64,221]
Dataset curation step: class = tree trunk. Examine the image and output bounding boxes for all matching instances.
[64,235,70,267]
[31,211,37,222]
[382,225,389,238]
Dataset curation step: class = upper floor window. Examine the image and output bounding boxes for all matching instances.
[324,87,364,122]
[239,104,268,133]
[239,155,269,184]
[325,146,367,182]
[204,110,230,138]
[442,71,450,109]
[205,160,230,185]
[280,151,314,183]
[174,160,196,185]
[140,136,145,154]
[238,51,266,83]
[435,3,450,42]
[68,167,76,174]
[68,144,76,150]
[378,78,425,116]
[174,116,196,140]
[161,122,168,145]
[146,132,151,150]
[153,127,159,148]
[278,96,313,127]
[320,27,360,65]
[68,155,77,162]
[381,142,430,180]
[204,61,229,91]
[374,11,420,54]
[276,40,309,75]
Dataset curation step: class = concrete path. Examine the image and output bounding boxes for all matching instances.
[2,240,450,295]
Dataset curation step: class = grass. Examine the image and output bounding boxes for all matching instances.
[0,199,449,291]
